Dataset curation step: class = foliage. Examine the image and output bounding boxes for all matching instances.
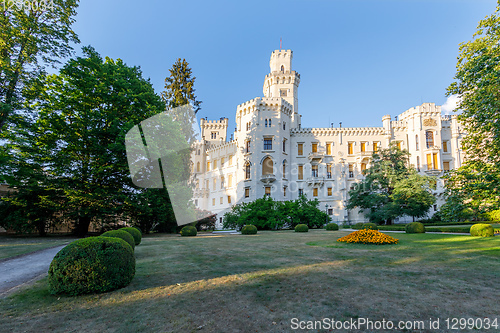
[222,195,328,230]
[129,188,179,234]
[337,229,398,245]
[180,225,197,237]
[48,237,135,295]
[470,224,494,237]
[405,222,426,234]
[1,47,169,237]
[295,224,309,232]
[352,223,378,230]
[325,223,339,231]
[121,227,142,246]
[444,3,500,218]
[347,145,435,224]
[0,0,80,134]
[482,210,500,222]
[194,209,216,231]
[241,225,258,235]
[352,222,364,229]
[101,230,135,250]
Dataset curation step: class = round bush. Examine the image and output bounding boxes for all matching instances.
[180,225,197,236]
[241,225,258,235]
[121,227,142,245]
[325,223,339,231]
[470,223,494,237]
[48,237,135,295]
[361,223,378,230]
[405,222,425,234]
[353,222,364,229]
[101,230,135,250]
[295,224,309,232]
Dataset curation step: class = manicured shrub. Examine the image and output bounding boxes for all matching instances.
[405,222,426,234]
[241,225,258,235]
[121,227,142,245]
[470,223,494,237]
[325,223,339,231]
[361,223,378,230]
[101,230,135,250]
[180,225,197,236]
[48,237,135,295]
[353,222,364,229]
[295,224,309,232]
[337,229,398,245]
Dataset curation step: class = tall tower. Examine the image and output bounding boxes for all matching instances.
[263,50,301,127]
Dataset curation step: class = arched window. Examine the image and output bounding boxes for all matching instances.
[197,149,200,155]
[269,119,272,127]
[265,119,268,127]
[196,162,200,173]
[262,157,273,175]
[283,122,286,130]
[415,135,419,151]
[245,162,251,180]
[282,160,286,176]
[426,131,434,148]
[281,65,285,72]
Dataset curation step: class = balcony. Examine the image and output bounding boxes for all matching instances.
[193,188,209,198]
[424,169,442,177]
[308,149,325,162]
[307,177,325,187]
[260,174,276,184]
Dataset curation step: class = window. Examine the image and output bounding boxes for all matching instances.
[265,119,268,127]
[312,143,318,153]
[361,163,367,173]
[195,180,199,189]
[327,187,332,196]
[206,180,209,189]
[298,143,303,155]
[427,154,432,170]
[396,141,402,150]
[282,161,286,176]
[213,159,217,169]
[283,186,287,197]
[220,197,223,204]
[326,143,331,155]
[281,65,285,72]
[196,162,200,173]
[213,178,216,189]
[373,142,378,152]
[360,142,366,152]
[207,161,211,170]
[348,142,353,155]
[298,189,304,196]
[415,135,419,151]
[327,164,332,179]
[245,188,250,198]
[220,176,224,189]
[228,174,232,187]
[265,186,271,196]
[434,204,437,211]
[246,122,251,131]
[312,165,318,177]
[221,157,225,167]
[269,119,272,127]
[245,162,251,179]
[280,89,287,97]
[433,153,438,170]
[443,141,448,152]
[229,155,233,166]
[443,161,450,171]
[283,139,286,152]
[264,138,272,150]
[328,208,333,215]
[348,164,354,178]
[262,157,273,175]
[211,132,217,139]
[298,165,303,180]
[212,198,215,206]
[283,122,286,130]
[246,140,250,153]
[313,188,318,197]
[416,156,420,171]
[228,195,232,204]
[426,131,434,148]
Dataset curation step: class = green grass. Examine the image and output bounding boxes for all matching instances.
[0,230,499,332]
[0,235,75,260]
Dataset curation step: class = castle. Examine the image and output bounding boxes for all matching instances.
[191,50,464,228]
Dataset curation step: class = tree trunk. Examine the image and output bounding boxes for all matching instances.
[74,216,91,237]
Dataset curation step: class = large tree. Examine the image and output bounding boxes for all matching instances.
[347,145,435,224]
[444,2,500,218]
[0,0,79,133]
[1,46,167,236]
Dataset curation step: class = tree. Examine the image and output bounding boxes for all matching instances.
[444,2,500,216]
[1,46,167,236]
[347,145,435,224]
[0,0,80,133]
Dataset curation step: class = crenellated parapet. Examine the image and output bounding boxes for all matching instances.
[291,127,385,137]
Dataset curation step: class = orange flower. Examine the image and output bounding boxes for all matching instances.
[337,229,398,245]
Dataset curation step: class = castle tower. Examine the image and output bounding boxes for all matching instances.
[200,117,228,145]
[263,50,301,127]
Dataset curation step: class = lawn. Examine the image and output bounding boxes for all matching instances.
[0,230,499,332]
[0,235,75,261]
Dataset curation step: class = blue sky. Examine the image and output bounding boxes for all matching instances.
[72,0,497,131]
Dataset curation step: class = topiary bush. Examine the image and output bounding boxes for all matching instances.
[405,222,426,234]
[180,225,197,236]
[295,224,309,232]
[241,225,258,235]
[121,227,142,245]
[470,223,494,237]
[325,223,339,231]
[101,230,135,250]
[361,223,378,230]
[48,237,135,295]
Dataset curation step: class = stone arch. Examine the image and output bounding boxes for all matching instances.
[262,156,273,175]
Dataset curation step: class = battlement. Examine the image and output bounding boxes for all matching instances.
[205,140,237,154]
[291,127,385,136]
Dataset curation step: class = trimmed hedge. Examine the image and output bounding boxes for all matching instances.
[295,224,309,232]
[101,230,135,250]
[325,223,339,231]
[121,227,142,245]
[405,222,426,234]
[48,237,135,295]
[470,223,494,237]
[377,225,406,231]
[241,225,258,235]
[426,226,471,233]
[353,223,378,230]
[180,225,197,236]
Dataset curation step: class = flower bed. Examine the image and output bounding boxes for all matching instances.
[337,229,398,245]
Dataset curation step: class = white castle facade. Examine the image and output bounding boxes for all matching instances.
[191,50,464,228]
